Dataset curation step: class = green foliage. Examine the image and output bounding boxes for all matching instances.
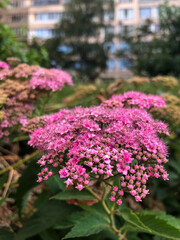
[0,0,10,9]
[123,4,180,77]
[63,213,109,239]
[52,189,95,200]
[44,0,114,81]
[119,208,180,239]
[14,200,76,240]
[15,158,41,215]
[0,23,49,67]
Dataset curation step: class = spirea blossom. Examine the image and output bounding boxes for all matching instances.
[0,61,9,69]
[0,62,73,140]
[27,104,169,205]
[30,68,73,91]
[102,91,166,109]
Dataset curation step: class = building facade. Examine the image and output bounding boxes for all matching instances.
[0,0,179,78]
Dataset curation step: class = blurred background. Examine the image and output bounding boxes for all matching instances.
[0,1,180,240]
[0,0,180,81]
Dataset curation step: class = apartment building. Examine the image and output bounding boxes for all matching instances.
[0,0,179,78]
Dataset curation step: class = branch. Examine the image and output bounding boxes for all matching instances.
[0,151,40,175]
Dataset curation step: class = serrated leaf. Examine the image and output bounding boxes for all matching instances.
[138,210,180,230]
[52,189,95,201]
[120,208,180,239]
[63,213,109,239]
[118,207,151,232]
[137,212,180,239]
[15,200,76,240]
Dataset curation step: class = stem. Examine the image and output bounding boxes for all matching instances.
[86,186,126,239]
[2,167,14,198]
[0,151,40,175]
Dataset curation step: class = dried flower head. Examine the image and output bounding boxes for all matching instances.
[152,76,178,88]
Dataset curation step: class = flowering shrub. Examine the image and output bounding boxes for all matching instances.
[102,91,166,109]
[30,68,73,91]
[0,62,72,140]
[27,98,169,205]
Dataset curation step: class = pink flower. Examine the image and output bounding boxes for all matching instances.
[117,199,122,205]
[110,196,116,202]
[0,61,9,69]
[76,184,84,191]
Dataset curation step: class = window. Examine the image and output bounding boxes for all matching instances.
[10,14,27,23]
[35,12,62,21]
[34,29,56,38]
[33,0,59,6]
[107,59,116,70]
[119,42,130,54]
[12,1,25,8]
[105,26,114,37]
[140,8,151,19]
[119,9,133,20]
[12,27,27,36]
[152,7,158,18]
[150,23,159,33]
[119,0,132,3]
[119,58,133,70]
[104,10,114,22]
[119,25,133,36]
[104,42,116,54]
[58,45,72,54]
[73,61,86,70]
[119,58,128,70]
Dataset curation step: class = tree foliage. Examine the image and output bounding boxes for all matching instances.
[0,23,49,67]
[44,0,114,80]
[123,4,180,77]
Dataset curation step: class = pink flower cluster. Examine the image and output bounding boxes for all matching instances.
[28,104,169,205]
[0,61,9,69]
[30,68,73,91]
[0,62,73,141]
[102,91,166,109]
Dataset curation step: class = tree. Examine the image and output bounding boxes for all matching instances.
[122,4,180,77]
[0,23,49,67]
[44,0,114,81]
[0,0,10,9]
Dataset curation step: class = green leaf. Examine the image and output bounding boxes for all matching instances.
[120,208,180,239]
[0,229,14,240]
[137,211,180,239]
[138,210,180,230]
[118,208,150,232]
[46,175,65,194]
[52,189,95,201]
[15,200,76,240]
[55,211,87,229]
[63,213,109,239]
[16,158,41,215]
